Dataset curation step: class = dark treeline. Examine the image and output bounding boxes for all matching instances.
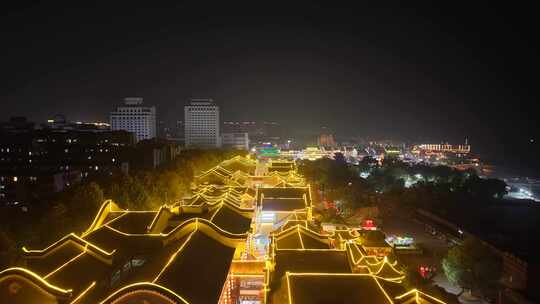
[299,155,508,219]
[0,149,245,268]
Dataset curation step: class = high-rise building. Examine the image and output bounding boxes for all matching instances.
[318,133,336,147]
[110,97,156,142]
[222,132,249,150]
[223,121,283,144]
[184,98,220,148]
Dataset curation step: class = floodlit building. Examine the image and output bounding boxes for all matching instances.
[318,133,336,147]
[266,159,295,173]
[223,121,282,144]
[301,146,330,160]
[254,143,280,159]
[184,98,221,148]
[414,143,471,154]
[256,186,313,228]
[110,97,157,142]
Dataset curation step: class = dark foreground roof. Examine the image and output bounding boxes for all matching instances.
[262,198,307,211]
[272,250,350,283]
[283,274,394,304]
[257,187,311,211]
[155,232,236,304]
[1,200,249,304]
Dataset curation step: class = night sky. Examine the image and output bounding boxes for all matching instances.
[1,3,538,172]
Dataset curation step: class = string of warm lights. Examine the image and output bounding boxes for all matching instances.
[1,156,447,304]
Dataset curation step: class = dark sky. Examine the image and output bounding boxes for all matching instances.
[1,3,538,169]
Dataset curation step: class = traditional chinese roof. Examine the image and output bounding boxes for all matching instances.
[194,166,238,186]
[219,155,257,175]
[107,211,158,234]
[267,159,295,173]
[272,225,331,250]
[0,267,73,303]
[347,241,384,268]
[207,202,252,235]
[195,157,257,186]
[23,233,115,277]
[256,187,311,212]
[183,185,254,208]
[1,196,251,304]
[394,289,448,304]
[266,171,306,186]
[264,224,426,304]
[274,273,396,304]
[1,155,446,304]
[331,229,361,242]
[359,229,392,248]
[277,219,310,232]
[153,229,238,304]
[271,250,351,283]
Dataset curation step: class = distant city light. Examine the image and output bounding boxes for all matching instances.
[360,172,370,179]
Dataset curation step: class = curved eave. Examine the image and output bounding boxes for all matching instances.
[22,233,116,262]
[99,282,190,304]
[0,267,73,298]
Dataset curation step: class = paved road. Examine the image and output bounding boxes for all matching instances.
[381,211,489,303]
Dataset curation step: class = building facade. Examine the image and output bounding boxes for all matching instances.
[318,133,336,147]
[0,120,136,205]
[110,97,156,142]
[221,132,249,150]
[184,98,220,148]
[223,121,282,145]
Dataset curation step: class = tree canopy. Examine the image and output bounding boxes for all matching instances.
[442,236,502,296]
[0,148,246,265]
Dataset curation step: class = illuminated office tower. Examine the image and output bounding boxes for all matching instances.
[184,98,221,148]
[110,97,156,142]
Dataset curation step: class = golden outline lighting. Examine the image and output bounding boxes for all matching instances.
[0,155,446,304]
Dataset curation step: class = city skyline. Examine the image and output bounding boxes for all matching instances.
[1,3,538,167]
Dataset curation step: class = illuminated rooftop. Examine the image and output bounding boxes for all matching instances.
[0,156,446,304]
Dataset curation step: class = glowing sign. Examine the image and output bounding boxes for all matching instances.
[361,219,376,230]
[386,235,414,247]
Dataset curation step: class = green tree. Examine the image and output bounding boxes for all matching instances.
[0,231,18,269]
[72,182,104,214]
[127,177,150,210]
[315,208,345,224]
[154,171,185,207]
[358,156,378,172]
[109,175,131,208]
[464,176,507,199]
[442,236,502,297]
